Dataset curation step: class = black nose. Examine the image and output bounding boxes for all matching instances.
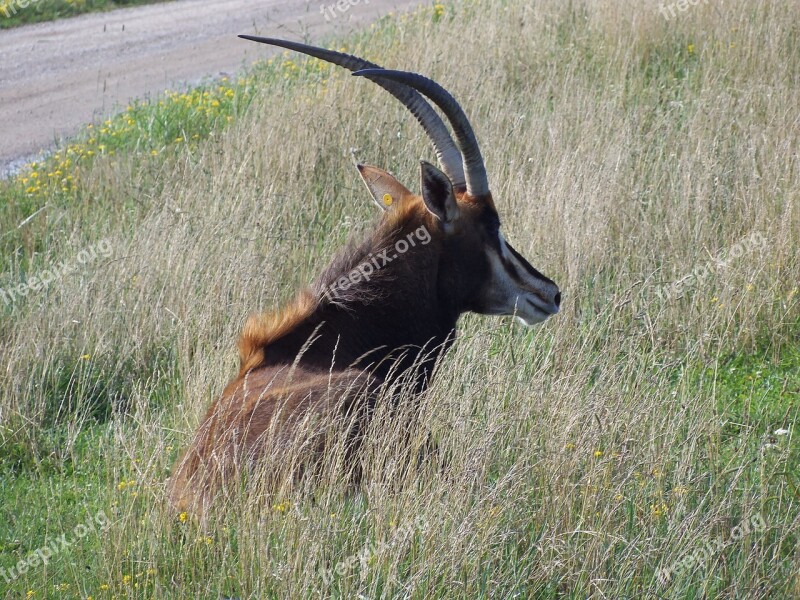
[554,292,561,307]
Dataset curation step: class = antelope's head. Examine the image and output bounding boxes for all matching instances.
[240,36,560,326]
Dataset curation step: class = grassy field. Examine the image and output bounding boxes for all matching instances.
[1,0,799,598]
[0,0,168,29]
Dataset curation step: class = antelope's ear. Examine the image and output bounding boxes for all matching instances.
[356,164,413,211]
[419,160,458,230]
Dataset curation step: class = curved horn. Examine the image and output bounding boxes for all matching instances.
[353,69,489,199]
[238,35,466,189]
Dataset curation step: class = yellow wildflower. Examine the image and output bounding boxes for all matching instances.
[651,502,669,517]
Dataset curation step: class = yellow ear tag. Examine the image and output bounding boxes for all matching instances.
[382,193,393,206]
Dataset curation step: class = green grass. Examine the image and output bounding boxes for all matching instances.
[0,1,798,598]
[0,0,169,29]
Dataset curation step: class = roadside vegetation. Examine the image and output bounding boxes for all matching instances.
[0,1,798,598]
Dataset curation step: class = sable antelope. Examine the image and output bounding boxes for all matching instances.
[168,37,561,514]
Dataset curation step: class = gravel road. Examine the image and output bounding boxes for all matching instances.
[0,0,421,174]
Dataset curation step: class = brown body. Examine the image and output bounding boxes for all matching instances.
[170,192,457,512]
[168,39,561,515]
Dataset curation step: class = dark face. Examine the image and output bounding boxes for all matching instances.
[449,201,561,326]
[357,161,560,326]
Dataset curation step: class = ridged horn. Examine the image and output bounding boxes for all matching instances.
[353,69,489,199]
[237,35,466,190]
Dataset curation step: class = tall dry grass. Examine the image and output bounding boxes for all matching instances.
[1,0,798,597]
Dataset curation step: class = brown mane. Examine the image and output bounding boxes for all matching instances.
[236,291,316,376]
